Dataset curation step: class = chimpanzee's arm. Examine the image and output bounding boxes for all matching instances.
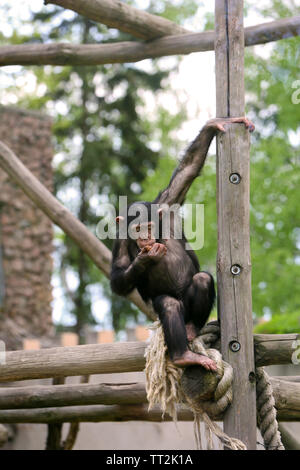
[110,239,164,296]
[154,117,254,206]
[110,240,145,296]
[153,122,215,206]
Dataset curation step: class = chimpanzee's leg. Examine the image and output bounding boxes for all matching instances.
[183,272,215,341]
[152,295,187,359]
[153,295,217,370]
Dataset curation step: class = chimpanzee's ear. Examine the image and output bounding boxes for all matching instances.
[116,216,125,224]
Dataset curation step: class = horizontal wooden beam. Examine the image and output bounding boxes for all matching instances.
[254,333,299,367]
[0,376,298,422]
[0,33,213,66]
[0,141,155,321]
[275,376,300,383]
[0,403,193,424]
[0,382,147,409]
[0,341,146,382]
[0,16,299,66]
[45,0,189,40]
[0,334,298,382]
[0,377,298,415]
[271,376,300,422]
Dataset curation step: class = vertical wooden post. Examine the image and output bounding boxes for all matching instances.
[215,0,257,449]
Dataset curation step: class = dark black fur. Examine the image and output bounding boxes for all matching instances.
[110,123,217,360]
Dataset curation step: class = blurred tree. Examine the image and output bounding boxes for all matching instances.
[141,0,300,333]
[1,1,298,335]
[245,3,300,332]
[0,1,197,340]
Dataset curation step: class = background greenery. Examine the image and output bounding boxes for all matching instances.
[0,0,299,337]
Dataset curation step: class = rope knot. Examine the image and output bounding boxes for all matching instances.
[145,321,246,450]
[180,337,246,450]
[181,340,233,419]
[145,320,283,450]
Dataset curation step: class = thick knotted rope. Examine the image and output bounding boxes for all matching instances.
[144,321,246,450]
[145,321,284,450]
[256,367,284,450]
[184,338,246,450]
[183,338,233,418]
[196,321,221,350]
[203,325,284,450]
[202,324,284,450]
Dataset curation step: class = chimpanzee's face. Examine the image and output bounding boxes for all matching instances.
[133,221,156,249]
[116,201,165,247]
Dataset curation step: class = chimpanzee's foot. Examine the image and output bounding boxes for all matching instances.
[185,322,199,342]
[172,350,217,371]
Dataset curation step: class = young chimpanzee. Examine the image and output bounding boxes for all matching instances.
[111,117,254,370]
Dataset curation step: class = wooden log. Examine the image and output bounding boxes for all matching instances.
[0,341,146,382]
[268,377,300,422]
[0,376,298,422]
[0,377,298,413]
[0,334,297,383]
[0,16,299,66]
[275,376,300,383]
[0,404,194,424]
[0,382,147,409]
[254,334,299,367]
[215,0,256,449]
[0,140,155,321]
[45,0,189,40]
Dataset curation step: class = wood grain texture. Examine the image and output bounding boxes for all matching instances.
[0,382,147,409]
[0,141,155,320]
[0,341,147,382]
[0,377,298,421]
[0,334,296,383]
[0,377,298,415]
[0,17,299,66]
[0,403,193,424]
[271,377,300,422]
[215,0,256,449]
[254,333,299,367]
[45,0,189,40]
[275,376,300,383]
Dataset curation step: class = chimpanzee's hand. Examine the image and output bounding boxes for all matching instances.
[206,117,255,133]
[138,243,167,264]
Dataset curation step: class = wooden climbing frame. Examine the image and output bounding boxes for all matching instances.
[215,0,256,448]
[0,0,300,450]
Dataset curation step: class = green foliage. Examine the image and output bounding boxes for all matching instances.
[245,24,300,323]
[254,311,300,334]
[148,0,199,23]
[2,1,299,336]
[141,1,300,333]
[1,1,200,338]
